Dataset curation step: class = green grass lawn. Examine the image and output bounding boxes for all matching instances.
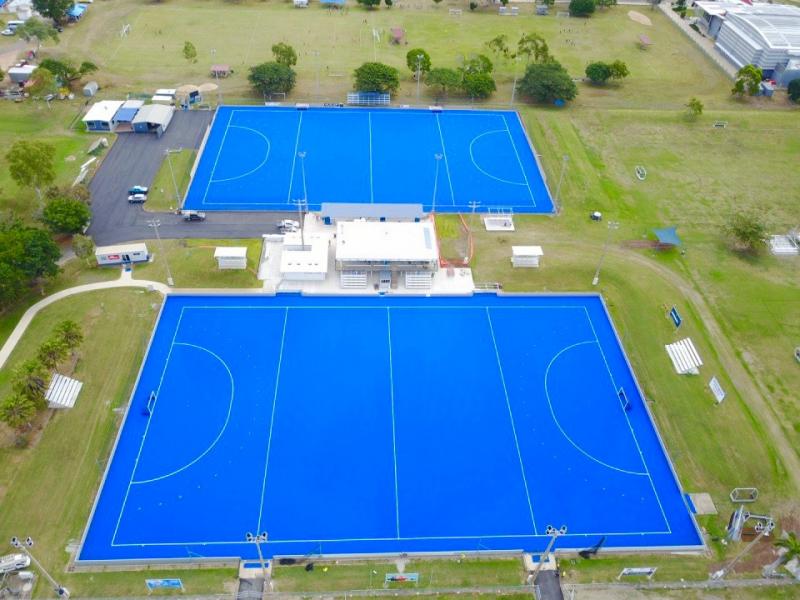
[132,238,262,287]
[144,149,197,213]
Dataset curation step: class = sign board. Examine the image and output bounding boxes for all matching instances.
[617,567,657,580]
[145,579,184,592]
[669,306,682,328]
[384,572,419,584]
[709,376,726,403]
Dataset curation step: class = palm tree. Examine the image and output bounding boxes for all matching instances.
[775,532,800,564]
[37,338,68,372]
[0,394,37,431]
[56,320,84,350]
[11,359,48,409]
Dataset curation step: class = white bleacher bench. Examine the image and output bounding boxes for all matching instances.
[347,92,390,106]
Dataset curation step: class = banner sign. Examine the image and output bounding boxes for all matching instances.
[669,306,682,328]
[385,572,419,584]
[709,376,726,403]
[146,579,184,591]
[618,567,657,579]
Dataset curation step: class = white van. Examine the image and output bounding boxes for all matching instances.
[0,553,31,574]
[1,20,25,36]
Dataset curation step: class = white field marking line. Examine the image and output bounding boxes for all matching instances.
[286,112,304,204]
[434,113,456,205]
[178,305,590,311]
[209,126,271,184]
[469,130,527,186]
[368,112,375,204]
[111,307,186,546]
[582,307,672,534]
[502,115,537,207]
[201,110,235,206]
[130,342,235,485]
[256,307,289,534]
[485,308,538,535]
[110,12,142,61]
[111,526,673,547]
[543,341,648,476]
[385,308,400,538]
[242,11,262,66]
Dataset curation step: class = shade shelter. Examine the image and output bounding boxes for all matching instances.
[132,104,174,136]
[653,227,682,249]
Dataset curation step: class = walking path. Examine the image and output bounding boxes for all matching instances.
[0,270,170,370]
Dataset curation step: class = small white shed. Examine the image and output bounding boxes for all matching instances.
[45,374,83,410]
[215,246,248,270]
[95,243,150,266]
[280,237,328,281]
[511,246,544,268]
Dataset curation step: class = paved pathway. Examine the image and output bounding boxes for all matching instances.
[0,270,170,370]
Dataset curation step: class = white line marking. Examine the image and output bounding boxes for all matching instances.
[256,307,289,534]
[435,113,456,206]
[543,341,648,476]
[111,307,186,545]
[386,308,400,538]
[502,115,537,207]
[286,112,304,203]
[469,130,527,186]
[582,307,672,533]
[177,305,588,311]
[368,112,375,204]
[130,342,235,485]
[485,308,538,535]
[201,110,235,206]
[209,126,271,183]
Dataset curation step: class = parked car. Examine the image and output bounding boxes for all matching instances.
[182,211,206,222]
[127,193,147,204]
[0,554,30,574]
[278,219,300,232]
[1,28,16,36]
[128,185,148,195]
[2,20,24,35]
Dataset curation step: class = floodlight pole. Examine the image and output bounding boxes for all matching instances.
[554,154,569,213]
[245,532,269,590]
[529,526,567,588]
[432,153,443,212]
[10,537,69,598]
[165,148,181,209]
[148,219,174,287]
[592,221,619,286]
[468,200,480,231]
[416,53,423,102]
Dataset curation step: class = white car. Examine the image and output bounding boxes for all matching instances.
[1,28,16,36]
[278,219,300,232]
[127,193,147,204]
[0,553,30,574]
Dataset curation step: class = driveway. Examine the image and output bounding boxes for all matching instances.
[88,110,289,245]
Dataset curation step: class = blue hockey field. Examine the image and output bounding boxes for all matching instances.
[78,294,701,564]
[182,106,554,213]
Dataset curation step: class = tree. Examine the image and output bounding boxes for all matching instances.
[385,0,393,7]
[596,0,617,7]
[56,319,84,349]
[0,68,4,83]
[45,183,90,204]
[16,18,59,52]
[248,62,296,96]
[433,0,443,4]
[569,0,596,17]
[41,197,91,234]
[609,60,629,80]
[272,42,298,68]
[732,64,762,97]
[461,72,496,99]
[516,33,551,64]
[685,97,703,119]
[31,0,72,23]
[0,263,25,309]
[72,234,95,265]
[486,35,511,61]
[406,48,432,77]
[469,1,478,10]
[27,67,57,96]
[6,140,56,201]
[11,359,48,409]
[460,54,493,75]
[787,78,800,103]
[356,0,381,7]
[0,220,60,281]
[183,41,198,63]
[425,67,461,97]
[517,61,578,104]
[353,62,399,93]
[774,532,800,566]
[38,58,96,87]
[0,394,37,431]
[724,209,767,252]
[585,62,612,84]
[37,337,68,371]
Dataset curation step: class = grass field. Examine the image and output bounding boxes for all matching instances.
[144,149,196,213]
[0,0,798,597]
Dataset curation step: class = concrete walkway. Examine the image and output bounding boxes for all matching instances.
[0,270,170,370]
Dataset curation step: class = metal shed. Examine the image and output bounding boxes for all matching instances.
[83,80,99,97]
[214,247,248,270]
[132,104,175,136]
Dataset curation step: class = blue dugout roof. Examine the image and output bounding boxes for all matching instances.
[114,107,140,122]
[653,227,682,246]
[67,3,87,18]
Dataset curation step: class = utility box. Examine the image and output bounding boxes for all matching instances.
[95,243,149,266]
